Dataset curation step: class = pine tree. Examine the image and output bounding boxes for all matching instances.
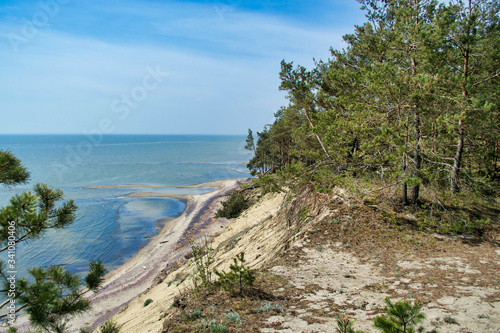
[0,151,30,187]
[0,150,106,331]
[245,129,256,155]
[373,298,427,333]
[214,252,255,295]
[248,0,499,211]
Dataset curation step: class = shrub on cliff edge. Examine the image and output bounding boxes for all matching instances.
[215,191,249,219]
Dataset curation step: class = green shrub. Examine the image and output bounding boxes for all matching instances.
[215,191,249,219]
[144,298,153,307]
[215,252,255,294]
[254,174,282,193]
[374,298,437,333]
[256,302,286,313]
[190,243,215,287]
[224,312,242,325]
[443,316,458,325]
[99,320,122,333]
[184,309,203,321]
[210,323,228,332]
[197,319,214,329]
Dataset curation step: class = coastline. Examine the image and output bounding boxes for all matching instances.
[87,179,232,190]
[66,178,244,331]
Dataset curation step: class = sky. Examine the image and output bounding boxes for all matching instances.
[0,0,366,135]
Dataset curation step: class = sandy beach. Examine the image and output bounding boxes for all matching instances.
[64,179,244,331]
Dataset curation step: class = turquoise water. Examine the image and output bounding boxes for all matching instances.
[0,135,251,276]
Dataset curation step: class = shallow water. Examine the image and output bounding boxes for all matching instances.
[0,135,251,276]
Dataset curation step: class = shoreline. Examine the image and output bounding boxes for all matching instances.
[68,178,245,331]
[87,179,232,190]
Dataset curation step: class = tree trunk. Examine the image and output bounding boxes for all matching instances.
[451,120,464,192]
[403,156,409,206]
[411,111,421,205]
[303,108,330,158]
[402,112,409,206]
[403,182,409,206]
[451,0,471,193]
[410,53,421,205]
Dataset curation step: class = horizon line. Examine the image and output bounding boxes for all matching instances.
[0,133,247,136]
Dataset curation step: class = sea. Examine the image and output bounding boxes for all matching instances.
[0,135,251,278]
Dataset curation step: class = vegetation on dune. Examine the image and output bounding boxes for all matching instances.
[246,0,499,235]
[336,298,438,333]
[214,252,256,295]
[193,2,499,329]
[215,190,250,219]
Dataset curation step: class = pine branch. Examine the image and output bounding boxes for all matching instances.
[0,304,26,317]
[0,235,28,253]
[473,70,500,86]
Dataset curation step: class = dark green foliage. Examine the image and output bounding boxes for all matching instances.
[144,298,153,307]
[210,323,228,332]
[215,252,255,294]
[85,259,107,292]
[185,309,202,320]
[443,316,458,325]
[336,299,436,333]
[99,320,122,333]
[373,298,433,333]
[247,0,499,232]
[253,174,282,194]
[12,262,106,332]
[0,152,106,331]
[0,183,78,250]
[215,191,249,219]
[245,129,256,154]
[0,150,30,187]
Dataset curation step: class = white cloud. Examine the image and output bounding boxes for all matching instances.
[0,0,356,134]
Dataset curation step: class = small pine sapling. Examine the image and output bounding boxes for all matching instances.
[190,243,214,288]
[336,314,365,333]
[374,298,437,333]
[99,320,122,333]
[215,252,255,294]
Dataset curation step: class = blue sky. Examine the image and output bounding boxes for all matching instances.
[0,0,366,135]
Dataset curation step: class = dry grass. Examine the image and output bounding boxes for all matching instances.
[161,272,292,332]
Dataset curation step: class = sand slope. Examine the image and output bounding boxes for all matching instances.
[66,183,499,333]
[105,190,288,332]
